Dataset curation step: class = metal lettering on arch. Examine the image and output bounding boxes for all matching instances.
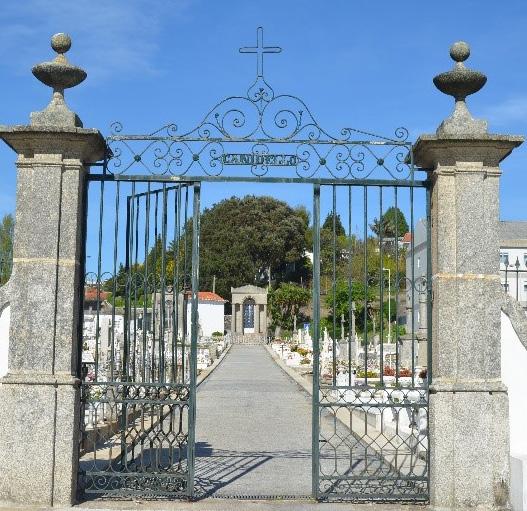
[78,26,431,503]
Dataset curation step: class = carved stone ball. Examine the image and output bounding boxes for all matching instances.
[51,33,71,54]
[450,41,470,62]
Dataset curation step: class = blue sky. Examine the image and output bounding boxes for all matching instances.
[0,1,526,242]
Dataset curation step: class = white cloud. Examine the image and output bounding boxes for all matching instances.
[0,0,194,81]
[484,96,527,126]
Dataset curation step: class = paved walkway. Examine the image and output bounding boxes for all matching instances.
[194,345,313,498]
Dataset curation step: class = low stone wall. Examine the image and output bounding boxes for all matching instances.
[228,333,268,345]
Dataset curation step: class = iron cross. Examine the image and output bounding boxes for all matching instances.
[240,27,281,78]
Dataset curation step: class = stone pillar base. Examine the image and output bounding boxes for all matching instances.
[0,374,80,506]
[429,386,510,510]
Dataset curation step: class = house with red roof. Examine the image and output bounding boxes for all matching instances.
[183,291,227,337]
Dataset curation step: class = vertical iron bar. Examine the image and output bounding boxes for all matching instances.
[332,185,337,386]
[160,184,168,382]
[187,183,201,498]
[110,182,120,381]
[181,188,189,382]
[426,185,432,384]
[128,182,136,381]
[123,196,131,381]
[410,186,415,386]
[426,180,432,497]
[311,184,321,500]
[76,174,89,380]
[142,184,151,382]
[152,192,159,382]
[132,194,139,381]
[394,187,400,385]
[379,187,384,385]
[174,186,182,383]
[94,180,104,381]
[363,187,368,385]
[183,187,189,290]
[347,185,353,386]
[171,187,178,382]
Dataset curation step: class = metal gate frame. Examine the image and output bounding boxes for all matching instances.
[78,180,201,498]
[77,27,431,502]
[311,183,431,502]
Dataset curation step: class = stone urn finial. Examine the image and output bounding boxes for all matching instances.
[31,33,86,127]
[433,41,488,136]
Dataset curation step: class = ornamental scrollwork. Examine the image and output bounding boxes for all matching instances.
[101,29,415,181]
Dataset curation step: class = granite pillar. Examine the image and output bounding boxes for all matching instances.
[415,41,523,510]
[0,34,106,507]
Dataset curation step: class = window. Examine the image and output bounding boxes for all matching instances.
[500,253,509,266]
[524,254,527,267]
[417,257,421,269]
[502,283,510,292]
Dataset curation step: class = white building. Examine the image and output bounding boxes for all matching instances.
[499,221,527,308]
[187,291,226,337]
[405,218,427,333]
[153,290,226,338]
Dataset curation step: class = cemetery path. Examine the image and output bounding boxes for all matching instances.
[195,344,313,498]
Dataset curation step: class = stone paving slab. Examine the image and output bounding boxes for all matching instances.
[194,344,314,498]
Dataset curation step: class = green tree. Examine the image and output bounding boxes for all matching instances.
[196,196,309,299]
[322,212,345,236]
[320,212,347,283]
[322,278,377,339]
[0,214,14,286]
[370,207,409,239]
[269,282,311,331]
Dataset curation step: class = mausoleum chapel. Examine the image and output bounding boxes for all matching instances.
[231,285,268,335]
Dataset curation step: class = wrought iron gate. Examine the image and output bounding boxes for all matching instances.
[77,27,430,502]
[78,180,201,498]
[312,183,430,501]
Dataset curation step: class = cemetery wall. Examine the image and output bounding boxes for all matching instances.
[0,304,8,378]
[501,310,527,510]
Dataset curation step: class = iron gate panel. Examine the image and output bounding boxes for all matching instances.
[78,180,201,498]
[312,183,431,501]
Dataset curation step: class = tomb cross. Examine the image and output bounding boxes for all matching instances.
[240,27,281,78]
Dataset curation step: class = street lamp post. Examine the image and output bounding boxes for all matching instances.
[382,267,391,342]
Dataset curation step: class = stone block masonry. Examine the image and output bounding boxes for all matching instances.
[414,41,523,510]
[0,34,106,506]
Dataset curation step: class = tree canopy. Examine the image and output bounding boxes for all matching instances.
[370,207,409,239]
[192,196,310,299]
[0,214,13,286]
[268,282,311,331]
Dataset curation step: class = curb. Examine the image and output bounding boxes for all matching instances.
[264,345,313,396]
[197,343,232,387]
